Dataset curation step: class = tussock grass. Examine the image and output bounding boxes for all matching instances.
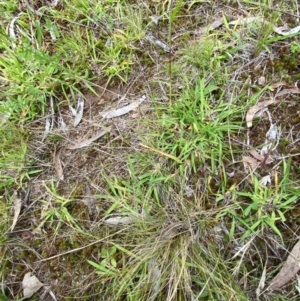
[1,0,300,300]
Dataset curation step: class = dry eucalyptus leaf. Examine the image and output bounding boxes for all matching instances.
[269,239,300,290]
[53,147,64,180]
[11,192,22,231]
[242,155,259,172]
[104,215,135,226]
[100,95,146,119]
[266,123,278,141]
[246,99,274,127]
[249,149,265,161]
[23,272,44,299]
[104,210,145,226]
[273,25,300,36]
[69,105,76,116]
[66,128,110,150]
[24,0,43,16]
[0,112,11,126]
[260,175,271,186]
[73,96,84,127]
[229,17,300,37]
[50,0,59,7]
[248,149,272,164]
[145,34,171,52]
[196,18,223,36]
[148,258,162,297]
[271,81,290,89]
[229,16,263,26]
[43,117,52,141]
[43,96,55,141]
[8,15,19,49]
[276,88,300,98]
[256,265,267,298]
[58,115,68,131]
[295,276,300,294]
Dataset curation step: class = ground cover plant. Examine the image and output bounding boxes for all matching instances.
[1,0,300,300]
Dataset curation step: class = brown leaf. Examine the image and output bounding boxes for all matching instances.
[246,99,274,127]
[269,239,300,290]
[53,147,64,180]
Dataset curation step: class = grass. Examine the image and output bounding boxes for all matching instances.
[1,0,300,300]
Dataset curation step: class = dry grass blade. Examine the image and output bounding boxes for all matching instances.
[140,143,183,164]
[269,239,300,290]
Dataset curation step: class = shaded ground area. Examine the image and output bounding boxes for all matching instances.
[2,1,300,300]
